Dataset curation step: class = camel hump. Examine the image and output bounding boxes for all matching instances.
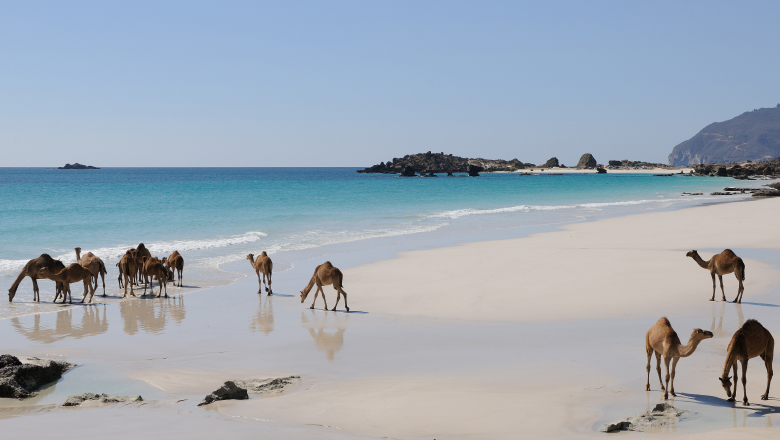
[721,249,737,257]
[742,319,764,331]
[657,317,671,327]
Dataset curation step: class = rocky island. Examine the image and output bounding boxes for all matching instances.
[58,163,100,169]
[357,151,535,176]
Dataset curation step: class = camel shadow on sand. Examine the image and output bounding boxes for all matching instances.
[677,392,780,415]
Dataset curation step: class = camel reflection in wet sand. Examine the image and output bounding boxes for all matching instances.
[710,302,744,339]
[11,305,108,344]
[250,295,273,335]
[301,310,347,361]
[120,296,185,335]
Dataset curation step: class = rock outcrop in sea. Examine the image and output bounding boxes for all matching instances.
[668,104,780,166]
[357,151,535,175]
[0,354,75,398]
[575,153,597,169]
[58,163,100,169]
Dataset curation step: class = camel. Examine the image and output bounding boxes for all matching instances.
[142,257,169,298]
[165,250,184,287]
[718,319,774,405]
[300,261,349,312]
[120,249,140,298]
[75,247,107,296]
[39,264,96,304]
[645,317,713,400]
[686,249,746,303]
[135,243,152,286]
[246,252,273,295]
[8,254,66,302]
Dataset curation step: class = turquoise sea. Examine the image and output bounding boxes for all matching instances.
[0,167,759,316]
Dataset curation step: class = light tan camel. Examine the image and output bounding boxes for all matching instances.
[645,317,713,400]
[165,250,184,287]
[75,247,107,297]
[300,261,349,312]
[247,252,273,295]
[719,319,774,405]
[8,254,66,302]
[120,249,139,298]
[142,257,168,298]
[686,249,746,303]
[40,264,96,304]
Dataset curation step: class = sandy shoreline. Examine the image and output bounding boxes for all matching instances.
[1,198,780,438]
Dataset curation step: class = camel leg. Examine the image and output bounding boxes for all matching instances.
[31,278,40,302]
[331,286,341,311]
[81,279,89,303]
[256,270,262,294]
[101,271,106,297]
[655,351,665,390]
[670,357,679,397]
[718,275,726,301]
[761,346,773,400]
[337,287,349,312]
[309,284,321,309]
[710,273,716,301]
[741,359,749,405]
[267,271,272,295]
[319,285,328,311]
[646,346,653,391]
[735,272,744,303]
[663,356,671,400]
[728,364,737,402]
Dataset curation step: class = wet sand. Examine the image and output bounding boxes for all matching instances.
[1,198,780,438]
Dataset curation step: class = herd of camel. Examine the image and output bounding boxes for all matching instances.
[7,245,350,313]
[3,244,770,406]
[648,248,773,407]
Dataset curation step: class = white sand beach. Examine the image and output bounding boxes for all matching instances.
[2,198,780,439]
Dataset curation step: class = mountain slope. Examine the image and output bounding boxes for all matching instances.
[668,105,780,166]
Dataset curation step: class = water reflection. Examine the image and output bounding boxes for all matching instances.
[120,296,185,335]
[301,310,348,361]
[710,302,744,340]
[250,295,273,335]
[11,305,108,344]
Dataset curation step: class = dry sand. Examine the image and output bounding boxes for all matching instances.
[2,198,780,438]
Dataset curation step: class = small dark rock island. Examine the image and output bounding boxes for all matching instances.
[357,151,535,176]
[58,163,100,169]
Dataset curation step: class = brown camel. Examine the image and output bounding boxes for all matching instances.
[300,261,349,312]
[645,317,713,399]
[120,249,140,298]
[686,249,746,303]
[8,254,65,302]
[246,252,273,295]
[40,264,96,304]
[75,247,107,296]
[134,243,152,286]
[165,250,184,287]
[142,257,169,298]
[718,319,774,405]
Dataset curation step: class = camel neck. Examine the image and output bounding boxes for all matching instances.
[692,254,710,270]
[678,336,703,357]
[721,352,736,378]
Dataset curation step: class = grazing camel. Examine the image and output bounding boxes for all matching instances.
[165,250,184,287]
[246,252,273,295]
[645,317,713,399]
[39,264,96,304]
[8,254,65,302]
[718,319,774,405]
[75,247,107,296]
[686,249,746,303]
[300,261,349,312]
[142,257,168,298]
[120,249,140,298]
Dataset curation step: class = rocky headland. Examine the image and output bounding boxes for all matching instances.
[691,156,780,178]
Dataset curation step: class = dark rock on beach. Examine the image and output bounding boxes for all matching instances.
[542,157,559,168]
[58,163,99,170]
[232,376,301,395]
[0,355,75,399]
[604,402,686,432]
[62,393,143,406]
[198,381,249,406]
[576,153,597,169]
[752,189,780,198]
[692,156,780,177]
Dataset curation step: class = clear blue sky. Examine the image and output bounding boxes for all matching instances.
[2,1,779,167]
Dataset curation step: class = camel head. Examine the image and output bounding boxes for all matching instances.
[691,328,714,341]
[686,250,699,258]
[300,289,309,303]
[719,375,733,398]
[8,288,15,302]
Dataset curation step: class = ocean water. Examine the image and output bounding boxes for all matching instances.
[0,167,762,316]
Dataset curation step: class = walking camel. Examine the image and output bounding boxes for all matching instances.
[8,254,65,302]
[135,243,152,286]
[300,261,349,312]
[718,319,774,405]
[645,317,713,400]
[119,249,140,298]
[75,247,107,297]
[686,249,746,303]
[39,264,96,304]
[247,252,273,295]
[165,250,184,287]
